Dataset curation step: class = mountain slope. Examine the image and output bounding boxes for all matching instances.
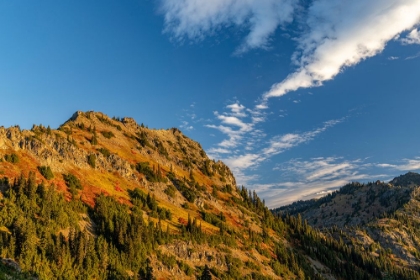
[276,172,420,271]
[0,111,300,279]
[0,111,418,279]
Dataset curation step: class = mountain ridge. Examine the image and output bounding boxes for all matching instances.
[275,172,420,271]
[0,111,418,279]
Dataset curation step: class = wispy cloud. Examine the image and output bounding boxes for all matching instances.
[376,157,420,171]
[262,119,343,157]
[263,1,420,99]
[179,121,193,131]
[210,117,344,186]
[179,102,199,131]
[206,102,266,150]
[401,28,420,45]
[159,0,298,53]
[258,157,381,208]
[226,103,247,117]
[405,51,420,60]
[259,156,420,208]
[215,114,250,130]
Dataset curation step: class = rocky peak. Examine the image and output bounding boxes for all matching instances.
[0,110,236,203]
[70,111,85,121]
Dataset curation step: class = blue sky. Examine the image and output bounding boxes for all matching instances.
[1,0,420,207]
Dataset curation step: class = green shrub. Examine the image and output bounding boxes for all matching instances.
[38,166,54,180]
[90,134,98,145]
[63,173,82,188]
[178,261,194,276]
[164,185,177,198]
[169,178,196,203]
[221,184,232,193]
[101,131,115,139]
[157,252,177,269]
[87,154,96,168]
[245,260,261,271]
[153,139,168,157]
[63,173,83,197]
[4,153,19,164]
[135,162,166,182]
[97,147,111,157]
[137,131,151,148]
[201,211,225,227]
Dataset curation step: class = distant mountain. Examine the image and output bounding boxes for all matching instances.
[0,111,418,279]
[390,171,420,187]
[275,172,420,272]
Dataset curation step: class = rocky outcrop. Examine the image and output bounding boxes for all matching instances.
[165,242,226,267]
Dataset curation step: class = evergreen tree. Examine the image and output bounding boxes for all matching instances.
[91,126,98,145]
[139,258,155,280]
[200,265,212,280]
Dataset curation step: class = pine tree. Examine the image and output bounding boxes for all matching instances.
[91,126,98,145]
[200,265,212,280]
[139,258,155,280]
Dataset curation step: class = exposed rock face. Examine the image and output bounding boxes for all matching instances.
[122,117,138,129]
[164,241,226,268]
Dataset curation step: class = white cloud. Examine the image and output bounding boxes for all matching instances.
[255,103,268,110]
[206,124,242,148]
[226,103,247,117]
[279,157,358,181]
[159,0,298,53]
[264,1,420,99]
[216,114,251,130]
[180,121,193,130]
[405,51,420,60]
[401,28,420,44]
[261,179,351,208]
[206,102,266,150]
[257,157,381,208]
[262,118,343,157]
[179,102,199,131]
[224,153,261,170]
[376,157,420,171]
[162,1,420,100]
[258,156,420,208]
[212,118,343,188]
[207,147,231,154]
